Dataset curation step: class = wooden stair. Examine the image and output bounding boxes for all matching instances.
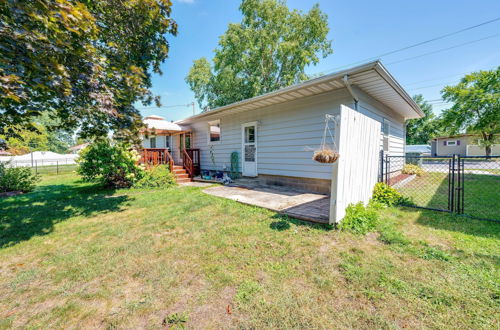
[172,165,191,183]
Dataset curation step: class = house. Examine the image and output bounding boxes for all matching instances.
[430,134,500,156]
[140,61,424,223]
[69,142,90,154]
[405,144,431,156]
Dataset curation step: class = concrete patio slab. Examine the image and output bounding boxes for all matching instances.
[202,184,330,223]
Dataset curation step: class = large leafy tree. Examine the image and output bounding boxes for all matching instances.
[0,112,75,155]
[0,0,177,140]
[186,0,332,110]
[406,95,441,144]
[441,68,499,156]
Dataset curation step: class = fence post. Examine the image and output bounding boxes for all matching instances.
[447,158,451,211]
[450,155,456,213]
[379,150,384,182]
[57,161,59,174]
[460,156,464,214]
[385,154,390,184]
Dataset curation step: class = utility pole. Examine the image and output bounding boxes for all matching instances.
[191,102,195,115]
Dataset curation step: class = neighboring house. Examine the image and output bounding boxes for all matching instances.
[405,144,431,156]
[430,134,500,156]
[69,142,90,154]
[140,61,424,223]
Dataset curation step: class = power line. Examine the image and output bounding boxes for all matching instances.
[136,103,192,110]
[404,72,471,87]
[386,33,500,65]
[315,17,500,74]
[407,80,460,91]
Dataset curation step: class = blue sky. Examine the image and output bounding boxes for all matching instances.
[140,0,500,121]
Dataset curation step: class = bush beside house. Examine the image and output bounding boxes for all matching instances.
[77,140,175,189]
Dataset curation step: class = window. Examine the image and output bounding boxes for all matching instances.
[445,140,457,146]
[208,120,221,143]
[180,132,192,149]
[165,136,171,149]
[150,137,156,148]
[382,118,390,136]
[244,126,255,143]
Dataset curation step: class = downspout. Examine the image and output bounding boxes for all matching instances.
[343,74,359,110]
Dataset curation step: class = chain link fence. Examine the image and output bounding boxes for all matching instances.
[381,153,500,222]
[0,158,78,175]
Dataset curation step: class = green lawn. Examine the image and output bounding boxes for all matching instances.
[0,174,499,329]
[395,171,500,220]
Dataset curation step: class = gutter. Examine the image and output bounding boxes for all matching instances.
[176,61,380,124]
[343,74,359,110]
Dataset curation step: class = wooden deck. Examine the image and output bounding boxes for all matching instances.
[139,148,200,183]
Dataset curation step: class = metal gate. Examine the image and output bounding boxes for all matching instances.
[380,153,500,222]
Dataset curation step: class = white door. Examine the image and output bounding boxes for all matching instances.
[242,122,258,177]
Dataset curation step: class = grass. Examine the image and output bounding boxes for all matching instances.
[395,171,500,220]
[0,173,499,328]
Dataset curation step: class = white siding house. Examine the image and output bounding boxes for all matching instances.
[141,61,423,223]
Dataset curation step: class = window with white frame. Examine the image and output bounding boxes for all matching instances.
[382,118,390,152]
[208,120,221,143]
[445,140,457,146]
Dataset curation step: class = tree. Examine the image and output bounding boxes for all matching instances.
[0,124,49,155]
[186,0,332,109]
[441,68,499,156]
[37,112,75,154]
[0,0,177,140]
[406,95,441,145]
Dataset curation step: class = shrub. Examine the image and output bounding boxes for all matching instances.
[0,162,40,193]
[134,165,176,188]
[338,202,379,235]
[402,164,425,176]
[77,140,144,188]
[372,182,404,206]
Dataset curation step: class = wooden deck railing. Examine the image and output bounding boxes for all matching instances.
[140,148,174,172]
[182,148,200,177]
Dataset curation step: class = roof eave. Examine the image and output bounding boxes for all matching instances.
[372,62,425,118]
[176,60,424,124]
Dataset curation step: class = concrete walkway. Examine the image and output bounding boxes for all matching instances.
[202,184,330,223]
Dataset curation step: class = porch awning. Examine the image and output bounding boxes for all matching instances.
[142,115,189,134]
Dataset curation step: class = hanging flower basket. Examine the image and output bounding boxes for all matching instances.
[312,114,340,164]
[313,148,340,164]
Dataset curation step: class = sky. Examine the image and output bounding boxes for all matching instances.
[139,0,500,121]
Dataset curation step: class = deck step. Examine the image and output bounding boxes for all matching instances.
[171,164,192,183]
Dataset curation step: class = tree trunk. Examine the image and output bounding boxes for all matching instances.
[485,145,492,157]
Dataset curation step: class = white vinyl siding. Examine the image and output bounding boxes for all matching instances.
[184,87,407,181]
[353,86,406,157]
[188,89,352,179]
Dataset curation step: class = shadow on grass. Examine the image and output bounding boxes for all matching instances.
[396,171,500,238]
[269,214,333,231]
[415,209,500,239]
[0,182,133,248]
